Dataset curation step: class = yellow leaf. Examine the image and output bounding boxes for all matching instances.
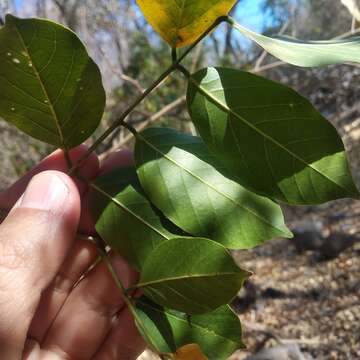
[173,343,209,360]
[136,0,237,48]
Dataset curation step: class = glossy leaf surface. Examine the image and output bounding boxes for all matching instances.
[135,127,292,249]
[135,297,244,360]
[231,19,360,67]
[187,67,359,205]
[0,15,105,147]
[137,237,250,314]
[136,0,236,47]
[91,167,177,270]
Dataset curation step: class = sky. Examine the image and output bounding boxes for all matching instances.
[11,0,270,32]
[236,0,269,32]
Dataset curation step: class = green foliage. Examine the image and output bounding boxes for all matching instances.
[230,18,360,67]
[0,15,105,148]
[90,167,178,271]
[135,127,292,248]
[137,237,250,314]
[135,297,245,359]
[0,2,359,359]
[187,67,358,205]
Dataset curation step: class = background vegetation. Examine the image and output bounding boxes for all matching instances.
[0,1,359,359]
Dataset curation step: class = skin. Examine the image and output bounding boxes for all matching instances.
[0,145,146,360]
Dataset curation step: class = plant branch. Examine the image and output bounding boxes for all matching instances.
[91,233,129,295]
[99,96,186,160]
[68,16,227,176]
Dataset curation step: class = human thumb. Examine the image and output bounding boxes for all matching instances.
[0,171,80,358]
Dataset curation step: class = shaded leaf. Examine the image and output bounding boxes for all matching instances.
[135,127,292,248]
[134,296,244,360]
[136,0,236,48]
[0,15,105,148]
[90,167,178,271]
[231,19,360,67]
[137,237,250,314]
[187,67,359,205]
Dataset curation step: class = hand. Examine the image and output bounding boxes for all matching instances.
[0,146,146,360]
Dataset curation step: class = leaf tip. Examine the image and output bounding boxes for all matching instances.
[284,228,294,239]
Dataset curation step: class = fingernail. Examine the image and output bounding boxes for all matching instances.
[20,172,69,211]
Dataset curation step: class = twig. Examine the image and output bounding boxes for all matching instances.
[100,96,186,159]
[68,16,227,176]
[252,60,285,73]
[97,44,145,94]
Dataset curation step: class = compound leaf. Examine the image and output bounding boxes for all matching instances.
[0,15,105,148]
[137,237,250,314]
[135,127,292,249]
[135,296,244,360]
[136,0,236,47]
[187,67,359,205]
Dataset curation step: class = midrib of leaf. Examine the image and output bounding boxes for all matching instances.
[188,74,356,198]
[137,134,288,234]
[138,301,240,347]
[176,0,187,30]
[90,182,171,240]
[137,272,240,288]
[12,22,66,148]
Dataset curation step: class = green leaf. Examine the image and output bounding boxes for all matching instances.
[91,167,179,271]
[187,67,359,205]
[0,15,105,148]
[137,237,250,314]
[230,18,360,67]
[135,127,292,249]
[135,296,244,360]
[136,0,236,48]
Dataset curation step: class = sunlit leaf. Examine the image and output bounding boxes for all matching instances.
[137,237,250,314]
[230,18,360,67]
[136,0,237,47]
[135,127,292,249]
[134,297,244,360]
[90,167,179,270]
[187,67,359,205]
[0,15,105,148]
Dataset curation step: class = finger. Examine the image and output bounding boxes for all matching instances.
[93,308,146,360]
[28,237,98,343]
[42,253,138,359]
[79,148,134,233]
[99,149,134,175]
[0,145,99,211]
[24,149,133,341]
[0,171,80,359]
